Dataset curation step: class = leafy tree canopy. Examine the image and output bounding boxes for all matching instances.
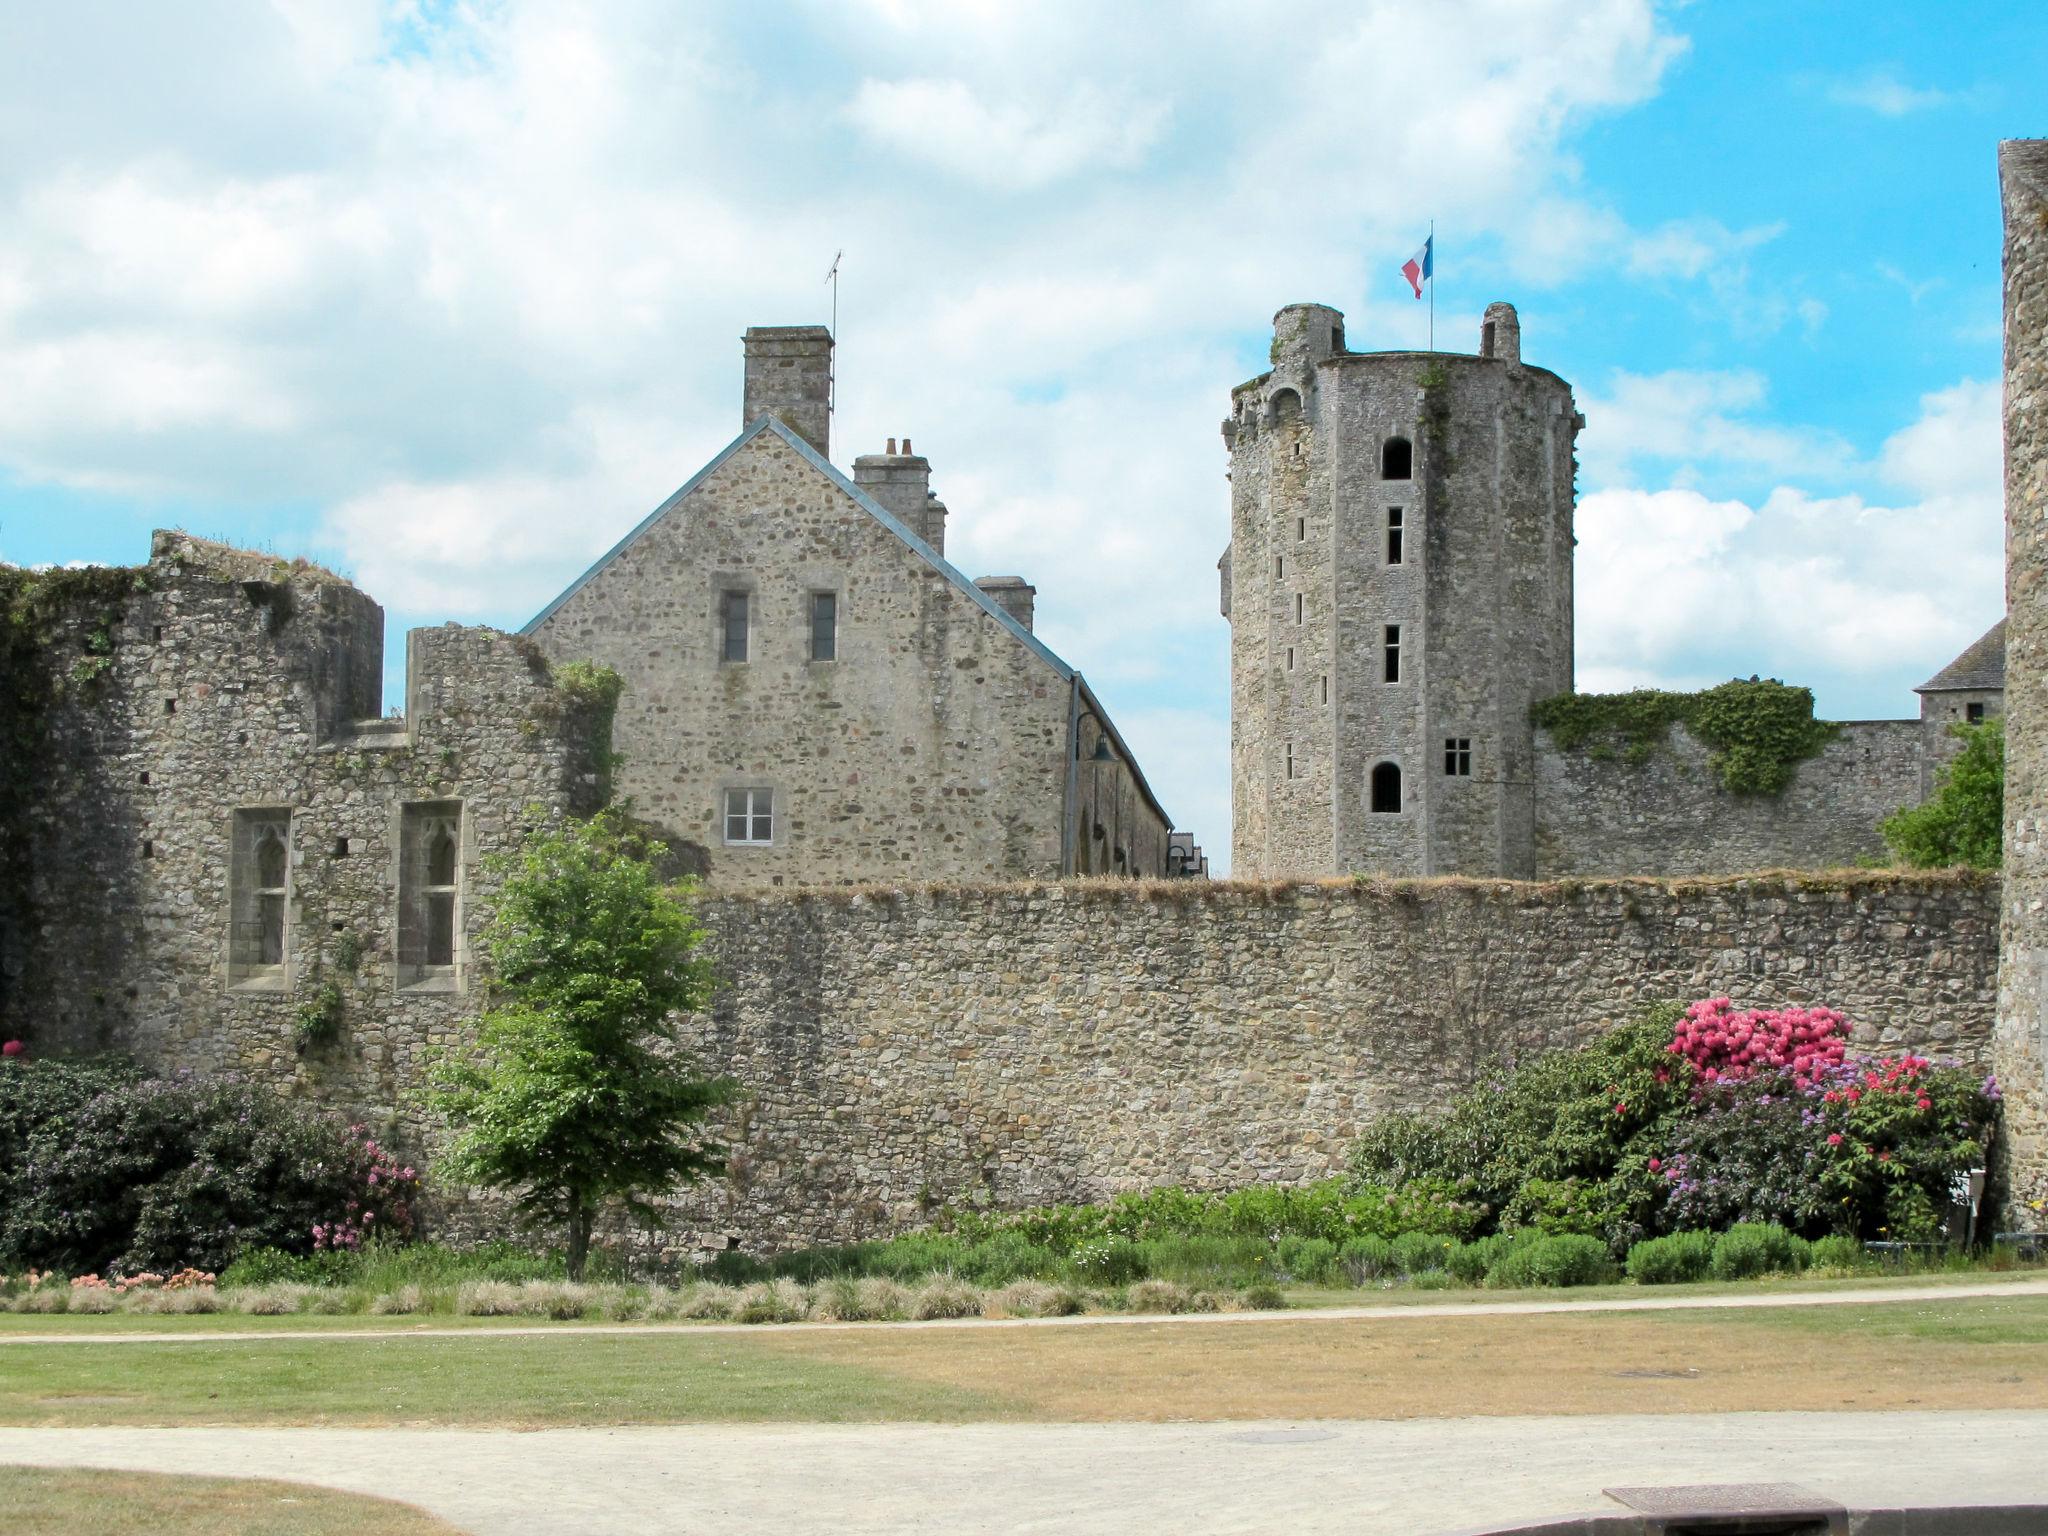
[428,810,737,1278]
[1881,717,2003,869]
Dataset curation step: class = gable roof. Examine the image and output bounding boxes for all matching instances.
[521,413,1172,829]
[1916,618,2006,693]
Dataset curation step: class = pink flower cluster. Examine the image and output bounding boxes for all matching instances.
[70,1268,215,1293]
[1669,997,1849,1087]
[313,1123,419,1252]
[1,1040,23,1058]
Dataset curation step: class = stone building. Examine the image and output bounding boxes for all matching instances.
[0,531,610,1093]
[1998,137,2048,1221]
[1222,301,2003,880]
[525,325,1177,887]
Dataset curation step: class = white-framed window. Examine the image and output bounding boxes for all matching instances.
[809,590,838,662]
[398,800,462,988]
[724,787,774,846]
[719,589,749,663]
[228,808,291,986]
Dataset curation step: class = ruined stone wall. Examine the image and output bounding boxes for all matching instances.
[531,426,1091,887]
[1999,138,2048,1222]
[1,532,604,1123]
[661,871,1997,1252]
[1533,720,1923,877]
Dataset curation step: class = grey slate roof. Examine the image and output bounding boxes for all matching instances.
[1916,619,2007,694]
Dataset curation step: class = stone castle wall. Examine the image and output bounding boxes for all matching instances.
[0,532,606,1101]
[657,871,1996,1252]
[1533,720,1922,877]
[1999,138,2048,1220]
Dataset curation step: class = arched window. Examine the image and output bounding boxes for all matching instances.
[1381,436,1413,480]
[1370,761,1402,813]
[1267,387,1301,425]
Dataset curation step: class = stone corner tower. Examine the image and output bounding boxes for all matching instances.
[1998,138,2048,1221]
[1221,301,1578,879]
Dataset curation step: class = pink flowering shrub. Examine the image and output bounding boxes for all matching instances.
[312,1124,420,1252]
[1669,998,1848,1086]
[1657,1031,1999,1241]
[1,1040,24,1059]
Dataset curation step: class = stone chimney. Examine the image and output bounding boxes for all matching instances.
[853,438,946,554]
[1481,301,1521,365]
[974,576,1036,631]
[742,325,833,458]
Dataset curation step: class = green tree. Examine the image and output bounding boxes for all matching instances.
[428,811,737,1278]
[1881,717,2003,869]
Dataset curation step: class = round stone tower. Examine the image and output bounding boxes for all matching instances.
[1222,301,1579,878]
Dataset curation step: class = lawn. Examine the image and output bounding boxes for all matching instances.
[0,1467,466,1536]
[0,1295,2041,1427]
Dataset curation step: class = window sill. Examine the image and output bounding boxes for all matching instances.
[227,972,291,995]
[399,970,463,995]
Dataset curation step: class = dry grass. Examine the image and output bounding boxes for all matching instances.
[0,1467,465,1536]
[5,1295,2040,1429]
[751,1295,2048,1422]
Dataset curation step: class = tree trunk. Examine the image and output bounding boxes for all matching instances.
[566,1200,592,1282]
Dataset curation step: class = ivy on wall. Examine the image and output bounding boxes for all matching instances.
[1530,678,1838,796]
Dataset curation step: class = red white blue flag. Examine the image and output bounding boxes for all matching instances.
[1401,235,1433,298]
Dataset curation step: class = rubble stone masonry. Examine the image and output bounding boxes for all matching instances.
[2000,139,2048,1221]
[663,872,1997,1252]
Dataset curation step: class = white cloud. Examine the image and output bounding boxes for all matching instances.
[1827,70,1951,117]
[1627,218,1783,282]
[1574,380,2003,703]
[846,78,1169,189]
[1577,369,1855,488]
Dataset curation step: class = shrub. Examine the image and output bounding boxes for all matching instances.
[1126,1278,1198,1314]
[455,1280,524,1317]
[370,1285,426,1316]
[1624,1231,1715,1285]
[1067,1238,1147,1286]
[910,1275,981,1321]
[516,1281,594,1320]
[1237,1283,1285,1311]
[219,1247,360,1289]
[1350,1007,1693,1250]
[1671,998,1848,1087]
[1488,1234,1614,1288]
[1389,1230,1458,1276]
[987,1280,1085,1319]
[676,1283,740,1321]
[853,1278,913,1321]
[1340,1236,1399,1282]
[1807,1235,1864,1272]
[1710,1223,1805,1281]
[1883,717,2002,869]
[733,1279,808,1324]
[0,1071,418,1276]
[1275,1235,1340,1285]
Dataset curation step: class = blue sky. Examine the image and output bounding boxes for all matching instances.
[0,2,2038,870]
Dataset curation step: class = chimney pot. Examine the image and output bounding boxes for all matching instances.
[902,437,912,455]
[886,437,896,454]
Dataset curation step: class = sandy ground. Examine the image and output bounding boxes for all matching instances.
[1,1413,2044,1535]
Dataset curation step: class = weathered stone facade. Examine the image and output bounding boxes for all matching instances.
[0,532,607,1102]
[1224,302,2001,881]
[1224,303,1577,880]
[1999,138,2048,1222]
[526,329,1174,887]
[661,871,1997,1251]
[1533,721,1924,877]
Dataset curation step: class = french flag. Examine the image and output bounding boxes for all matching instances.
[1401,235,1433,298]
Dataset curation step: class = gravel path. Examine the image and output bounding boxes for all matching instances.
[4,1275,2044,1346]
[3,1412,2044,1535]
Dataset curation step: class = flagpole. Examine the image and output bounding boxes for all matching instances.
[1428,219,1434,354]
[825,250,842,417]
